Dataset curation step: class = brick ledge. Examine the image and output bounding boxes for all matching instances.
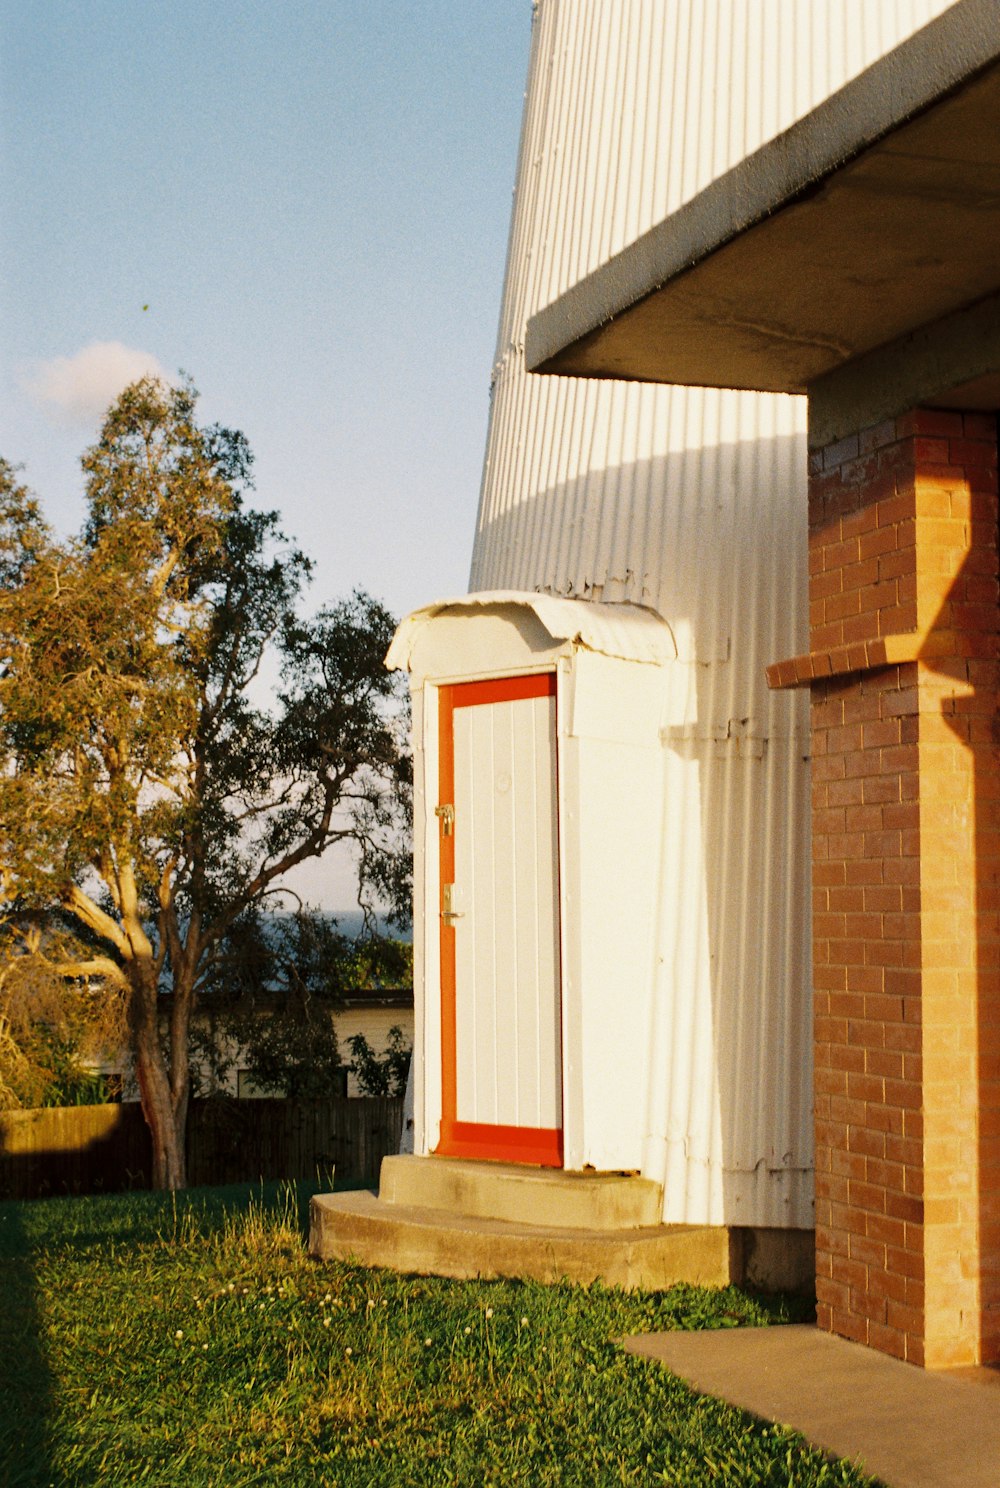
[765,630,964,690]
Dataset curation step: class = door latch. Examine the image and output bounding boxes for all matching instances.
[441,882,464,925]
[435,803,455,836]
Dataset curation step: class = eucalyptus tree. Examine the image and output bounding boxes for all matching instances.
[0,380,410,1187]
[0,914,129,1109]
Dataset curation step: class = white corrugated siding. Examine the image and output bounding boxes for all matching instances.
[471,0,955,1226]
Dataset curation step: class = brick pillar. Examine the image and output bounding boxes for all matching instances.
[793,410,999,1367]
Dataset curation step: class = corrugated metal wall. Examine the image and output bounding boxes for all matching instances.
[471,0,955,1226]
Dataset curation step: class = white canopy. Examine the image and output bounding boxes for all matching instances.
[385,590,677,672]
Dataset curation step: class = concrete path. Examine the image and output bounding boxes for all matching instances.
[624,1325,1000,1488]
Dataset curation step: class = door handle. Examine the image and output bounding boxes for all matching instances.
[442,882,464,925]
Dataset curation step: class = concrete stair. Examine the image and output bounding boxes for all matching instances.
[378,1155,664,1229]
[309,1155,731,1290]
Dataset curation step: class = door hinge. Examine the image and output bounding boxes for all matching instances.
[435,803,455,836]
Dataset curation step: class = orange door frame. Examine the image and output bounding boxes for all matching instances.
[436,672,563,1167]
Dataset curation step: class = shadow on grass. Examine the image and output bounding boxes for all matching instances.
[0,1202,54,1488]
[0,1176,350,1486]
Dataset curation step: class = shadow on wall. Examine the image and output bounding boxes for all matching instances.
[806,412,998,1364]
[0,1098,405,1201]
[0,1105,152,1203]
[473,435,813,1226]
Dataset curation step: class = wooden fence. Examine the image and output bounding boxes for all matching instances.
[0,1097,403,1201]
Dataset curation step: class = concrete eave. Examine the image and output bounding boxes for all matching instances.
[524,0,1000,397]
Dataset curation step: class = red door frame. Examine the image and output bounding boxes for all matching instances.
[435,672,563,1166]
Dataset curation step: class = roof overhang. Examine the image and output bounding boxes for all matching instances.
[525,0,1000,402]
[385,591,677,672]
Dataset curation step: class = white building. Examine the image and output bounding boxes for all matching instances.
[316,0,961,1297]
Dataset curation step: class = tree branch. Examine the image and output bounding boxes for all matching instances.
[63,884,131,959]
[54,956,129,988]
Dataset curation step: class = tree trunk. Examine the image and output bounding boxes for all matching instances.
[130,961,187,1189]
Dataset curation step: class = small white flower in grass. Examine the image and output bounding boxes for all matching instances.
[464,1326,471,1335]
[485,1308,493,1318]
[202,1344,209,1351]
[345,1347,353,1356]
[323,1317,331,1327]
[175,1330,184,1339]
[520,1316,529,1326]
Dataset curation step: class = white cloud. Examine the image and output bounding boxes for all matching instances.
[22,341,172,426]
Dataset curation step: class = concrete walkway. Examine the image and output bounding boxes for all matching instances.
[624,1325,1000,1488]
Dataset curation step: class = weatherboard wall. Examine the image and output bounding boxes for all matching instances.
[470,0,954,1227]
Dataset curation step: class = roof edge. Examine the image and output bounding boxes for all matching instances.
[525,0,1000,378]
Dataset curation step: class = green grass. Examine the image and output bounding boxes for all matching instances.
[0,1184,879,1488]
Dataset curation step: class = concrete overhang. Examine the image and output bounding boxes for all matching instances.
[525,0,1000,402]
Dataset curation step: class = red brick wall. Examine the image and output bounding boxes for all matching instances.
[809,410,999,1368]
[809,421,919,656]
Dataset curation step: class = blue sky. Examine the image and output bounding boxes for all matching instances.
[0,1,533,908]
[0,1,532,620]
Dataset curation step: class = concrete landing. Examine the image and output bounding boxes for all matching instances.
[625,1324,1000,1488]
[310,1188,730,1290]
[378,1154,663,1230]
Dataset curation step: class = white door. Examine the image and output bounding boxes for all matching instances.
[436,673,562,1165]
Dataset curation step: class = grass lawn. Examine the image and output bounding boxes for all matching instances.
[0,1182,878,1487]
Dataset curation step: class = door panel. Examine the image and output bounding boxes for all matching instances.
[437,673,562,1165]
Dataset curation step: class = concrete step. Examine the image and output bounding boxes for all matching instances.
[309,1190,730,1291]
[377,1154,663,1231]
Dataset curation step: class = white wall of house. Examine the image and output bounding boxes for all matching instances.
[93,1005,413,1102]
[334,1007,414,1099]
[461,0,954,1228]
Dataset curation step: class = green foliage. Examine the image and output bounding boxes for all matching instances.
[0,914,127,1110]
[192,910,412,1099]
[0,1184,872,1488]
[0,379,411,1179]
[0,383,240,901]
[35,1067,118,1107]
[0,460,49,592]
[347,1023,412,1097]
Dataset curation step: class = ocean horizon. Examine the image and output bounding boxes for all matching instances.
[271,908,411,943]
